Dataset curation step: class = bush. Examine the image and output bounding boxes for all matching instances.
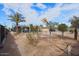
[58,24,68,38]
[26,33,38,46]
[58,24,68,32]
[69,30,73,33]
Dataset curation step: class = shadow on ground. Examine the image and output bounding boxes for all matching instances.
[71,42,79,56]
[56,34,74,40]
[0,32,21,56]
[60,41,79,56]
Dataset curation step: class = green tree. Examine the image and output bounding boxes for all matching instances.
[58,24,68,38]
[47,21,58,35]
[8,12,25,32]
[42,18,59,35]
[48,21,58,29]
[70,16,79,40]
[35,26,39,32]
[29,24,35,32]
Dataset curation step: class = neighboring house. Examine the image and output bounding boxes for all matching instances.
[68,28,73,32]
[22,27,29,32]
[11,26,29,32]
[68,27,79,33]
[39,25,56,32]
[40,27,49,32]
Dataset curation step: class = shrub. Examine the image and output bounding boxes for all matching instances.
[58,24,68,38]
[26,33,38,46]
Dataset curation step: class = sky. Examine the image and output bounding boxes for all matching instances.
[0,3,79,28]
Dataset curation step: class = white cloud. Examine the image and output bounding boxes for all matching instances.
[61,3,79,10]
[1,3,66,25]
[35,3,47,9]
[59,3,79,20]
[38,4,62,21]
[2,3,79,26]
[2,3,39,24]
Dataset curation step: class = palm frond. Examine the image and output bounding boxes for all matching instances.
[8,15,16,22]
[41,18,48,23]
[70,16,79,28]
[8,12,25,23]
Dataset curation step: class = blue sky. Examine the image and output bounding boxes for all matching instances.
[0,3,79,28]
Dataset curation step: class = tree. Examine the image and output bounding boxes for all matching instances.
[35,26,39,32]
[46,21,59,35]
[48,21,55,35]
[48,21,58,29]
[42,18,48,24]
[58,24,68,38]
[42,18,59,35]
[29,24,34,32]
[70,16,79,40]
[8,12,25,32]
[41,18,49,27]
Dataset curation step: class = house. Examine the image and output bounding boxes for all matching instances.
[40,27,49,32]
[39,25,56,32]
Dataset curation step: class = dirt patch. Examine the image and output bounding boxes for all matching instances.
[0,32,79,56]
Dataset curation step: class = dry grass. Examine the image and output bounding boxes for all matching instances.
[26,33,38,46]
[2,32,79,56]
[12,32,69,56]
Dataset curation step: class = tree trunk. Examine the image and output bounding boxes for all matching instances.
[16,22,18,32]
[74,28,77,40]
[29,26,30,33]
[49,31,51,35]
[62,32,64,39]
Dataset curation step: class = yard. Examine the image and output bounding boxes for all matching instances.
[0,31,79,56]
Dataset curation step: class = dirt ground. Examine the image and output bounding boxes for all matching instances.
[0,31,79,56]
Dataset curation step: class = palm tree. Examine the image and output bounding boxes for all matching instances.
[58,24,68,39]
[8,12,25,32]
[42,18,59,35]
[41,18,49,26]
[70,16,79,40]
[41,18,52,35]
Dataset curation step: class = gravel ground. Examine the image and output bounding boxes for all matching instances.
[0,31,79,56]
